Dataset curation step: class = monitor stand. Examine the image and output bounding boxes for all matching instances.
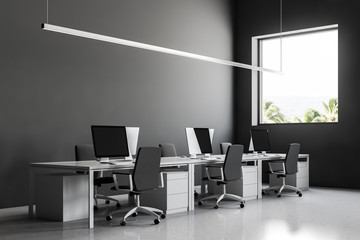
[190,154,197,159]
[98,158,110,163]
[261,151,267,156]
[203,153,211,159]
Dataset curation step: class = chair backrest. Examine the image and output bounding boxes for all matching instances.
[75,144,99,177]
[75,144,96,161]
[223,145,244,182]
[159,143,177,157]
[285,143,301,175]
[132,147,162,192]
[220,142,232,154]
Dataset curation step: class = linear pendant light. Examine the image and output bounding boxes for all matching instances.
[41,23,281,74]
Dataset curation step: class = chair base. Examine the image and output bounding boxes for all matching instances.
[199,192,245,208]
[94,194,121,208]
[106,195,166,226]
[263,184,303,197]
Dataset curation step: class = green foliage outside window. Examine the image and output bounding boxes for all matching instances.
[263,98,338,124]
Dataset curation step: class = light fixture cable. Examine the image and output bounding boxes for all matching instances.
[46,0,49,23]
[280,0,283,72]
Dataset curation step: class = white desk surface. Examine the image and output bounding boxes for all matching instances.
[30,153,309,170]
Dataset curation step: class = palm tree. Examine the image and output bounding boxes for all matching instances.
[322,98,338,122]
[303,108,322,123]
[263,101,287,123]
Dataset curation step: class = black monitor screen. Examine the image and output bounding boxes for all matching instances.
[251,129,271,152]
[194,128,213,154]
[91,125,129,158]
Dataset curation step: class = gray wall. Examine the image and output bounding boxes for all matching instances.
[0,0,233,208]
[233,0,360,188]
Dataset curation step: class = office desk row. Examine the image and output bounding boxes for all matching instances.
[28,153,309,229]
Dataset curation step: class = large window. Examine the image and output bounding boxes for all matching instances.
[255,26,338,124]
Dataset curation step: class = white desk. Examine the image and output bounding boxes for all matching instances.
[28,153,309,228]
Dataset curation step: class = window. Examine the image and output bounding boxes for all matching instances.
[252,25,338,124]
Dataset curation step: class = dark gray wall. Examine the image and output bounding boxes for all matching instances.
[0,0,233,208]
[234,0,360,188]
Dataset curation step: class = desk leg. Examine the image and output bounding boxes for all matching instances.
[88,170,94,229]
[28,167,34,218]
[257,160,263,199]
[188,164,195,211]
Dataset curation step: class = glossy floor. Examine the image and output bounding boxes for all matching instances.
[1,187,360,240]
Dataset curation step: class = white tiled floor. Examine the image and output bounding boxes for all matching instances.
[1,187,360,240]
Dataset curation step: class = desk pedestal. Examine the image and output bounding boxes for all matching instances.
[35,173,88,222]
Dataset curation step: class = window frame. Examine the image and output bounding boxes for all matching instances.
[251,24,338,126]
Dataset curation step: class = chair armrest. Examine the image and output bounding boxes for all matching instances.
[112,172,133,191]
[268,162,285,174]
[205,164,222,168]
[112,170,133,175]
[159,172,164,188]
[205,166,224,181]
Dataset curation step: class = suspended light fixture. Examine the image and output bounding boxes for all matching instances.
[41,1,283,74]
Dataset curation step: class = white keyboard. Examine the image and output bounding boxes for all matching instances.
[201,157,222,161]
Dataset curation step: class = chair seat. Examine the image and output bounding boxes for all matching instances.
[94,177,114,186]
[202,176,228,185]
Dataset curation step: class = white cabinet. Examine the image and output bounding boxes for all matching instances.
[269,160,309,190]
[142,171,189,214]
[35,173,88,222]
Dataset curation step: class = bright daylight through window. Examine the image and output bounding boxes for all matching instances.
[259,27,338,124]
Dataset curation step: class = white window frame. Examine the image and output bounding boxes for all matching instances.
[251,24,338,126]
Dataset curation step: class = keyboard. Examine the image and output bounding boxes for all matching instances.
[201,157,222,161]
[109,160,133,165]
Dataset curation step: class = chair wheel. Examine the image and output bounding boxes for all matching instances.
[262,191,265,195]
[94,205,98,211]
[132,212,138,217]
[194,191,198,197]
[160,213,166,219]
[106,215,112,221]
[274,190,278,194]
[277,194,281,198]
[120,220,126,226]
[198,201,203,206]
[105,200,110,204]
[154,219,160,225]
[240,203,245,208]
[297,192,302,197]
[116,202,121,208]
[214,205,219,209]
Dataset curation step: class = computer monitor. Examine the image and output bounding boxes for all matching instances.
[125,127,140,159]
[185,127,214,158]
[249,129,271,155]
[91,125,130,163]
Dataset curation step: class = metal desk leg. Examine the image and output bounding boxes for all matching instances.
[28,166,34,218]
[88,170,94,229]
[257,160,263,199]
[188,164,195,211]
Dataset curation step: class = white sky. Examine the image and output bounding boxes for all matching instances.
[262,29,338,97]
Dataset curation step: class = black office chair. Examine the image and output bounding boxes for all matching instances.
[198,145,245,209]
[220,142,232,154]
[107,147,166,226]
[159,143,199,197]
[159,143,177,157]
[75,144,121,210]
[263,143,302,197]
[199,143,233,195]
